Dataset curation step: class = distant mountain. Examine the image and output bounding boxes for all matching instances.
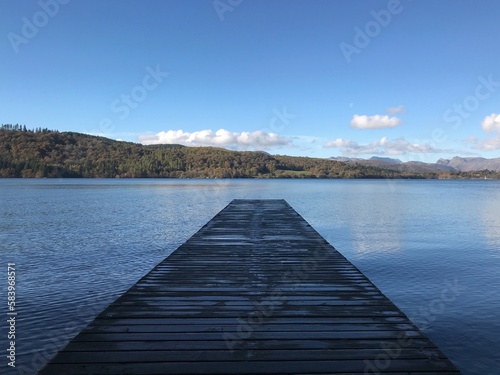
[369,156,402,164]
[330,156,402,164]
[328,155,500,173]
[437,157,500,172]
[330,156,363,162]
[401,161,455,173]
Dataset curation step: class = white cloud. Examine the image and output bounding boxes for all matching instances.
[290,135,320,144]
[138,129,290,150]
[350,114,402,129]
[481,113,500,133]
[386,105,407,114]
[464,135,478,143]
[471,138,500,151]
[324,138,357,148]
[469,114,500,150]
[324,136,449,156]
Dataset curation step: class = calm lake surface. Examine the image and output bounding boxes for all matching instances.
[1,179,499,374]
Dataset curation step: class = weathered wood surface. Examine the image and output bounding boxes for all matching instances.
[38,199,461,374]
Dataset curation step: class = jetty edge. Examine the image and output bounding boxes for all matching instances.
[37,199,461,374]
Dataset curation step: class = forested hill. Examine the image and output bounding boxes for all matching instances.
[1,126,499,179]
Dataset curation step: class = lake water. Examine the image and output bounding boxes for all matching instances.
[1,179,499,374]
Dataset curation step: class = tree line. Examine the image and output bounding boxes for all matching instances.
[1,126,499,179]
[1,124,51,133]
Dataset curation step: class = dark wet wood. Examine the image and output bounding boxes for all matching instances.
[38,199,461,374]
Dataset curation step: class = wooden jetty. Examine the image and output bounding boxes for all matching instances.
[38,199,461,374]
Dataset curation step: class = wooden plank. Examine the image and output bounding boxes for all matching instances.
[62,338,441,352]
[37,199,461,374]
[88,316,410,325]
[51,349,450,363]
[82,323,418,333]
[38,359,459,375]
[68,330,425,342]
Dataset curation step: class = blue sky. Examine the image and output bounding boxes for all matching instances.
[2,0,500,161]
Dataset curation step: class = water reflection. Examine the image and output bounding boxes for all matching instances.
[335,182,404,257]
[481,188,500,255]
